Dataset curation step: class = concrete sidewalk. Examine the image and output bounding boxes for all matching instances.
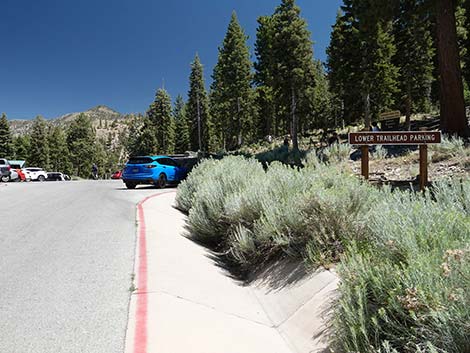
[125,192,338,353]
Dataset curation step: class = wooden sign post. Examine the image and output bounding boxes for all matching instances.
[349,131,441,190]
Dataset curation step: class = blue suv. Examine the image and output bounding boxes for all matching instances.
[122,156,188,189]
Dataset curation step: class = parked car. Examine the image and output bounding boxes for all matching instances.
[111,170,122,179]
[47,172,66,181]
[22,169,32,181]
[8,161,30,182]
[0,172,7,182]
[122,156,188,189]
[0,158,11,182]
[24,167,48,181]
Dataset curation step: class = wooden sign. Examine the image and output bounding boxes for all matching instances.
[379,110,401,121]
[348,131,442,191]
[378,111,401,131]
[349,131,441,145]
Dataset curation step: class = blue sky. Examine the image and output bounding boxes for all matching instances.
[1,0,342,119]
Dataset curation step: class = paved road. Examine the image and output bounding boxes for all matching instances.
[0,180,166,353]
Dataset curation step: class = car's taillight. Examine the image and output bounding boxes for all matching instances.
[145,165,156,169]
[7,165,11,171]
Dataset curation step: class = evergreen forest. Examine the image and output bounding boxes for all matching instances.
[2,0,470,176]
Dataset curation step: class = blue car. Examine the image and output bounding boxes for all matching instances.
[122,156,188,189]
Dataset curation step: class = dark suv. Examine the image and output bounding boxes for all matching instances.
[0,158,11,182]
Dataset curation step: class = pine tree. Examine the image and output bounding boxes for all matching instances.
[173,95,190,153]
[125,114,145,156]
[271,0,317,151]
[311,60,334,129]
[93,139,108,178]
[0,113,13,158]
[394,0,435,129]
[326,9,362,123]
[48,126,72,174]
[327,8,363,125]
[29,116,50,169]
[67,114,96,178]
[211,11,255,151]
[366,21,399,118]
[147,88,175,154]
[132,118,159,156]
[254,16,277,137]
[327,0,399,127]
[354,0,399,125]
[12,135,30,160]
[187,54,211,151]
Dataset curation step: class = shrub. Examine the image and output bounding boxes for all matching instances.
[373,145,388,160]
[177,155,470,353]
[255,146,308,166]
[320,143,351,163]
[333,181,470,353]
[179,155,378,269]
[429,136,470,163]
[185,157,265,245]
[175,158,218,213]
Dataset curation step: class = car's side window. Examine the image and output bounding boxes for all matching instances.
[159,158,175,167]
[165,158,177,167]
[156,158,167,166]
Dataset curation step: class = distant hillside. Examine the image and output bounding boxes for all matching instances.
[8,105,134,136]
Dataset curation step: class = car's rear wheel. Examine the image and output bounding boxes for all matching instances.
[125,182,136,189]
[156,173,167,189]
[1,175,9,182]
[38,175,46,182]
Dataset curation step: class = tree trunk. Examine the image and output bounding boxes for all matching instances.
[197,96,202,151]
[364,92,371,130]
[237,97,242,147]
[291,86,299,151]
[405,85,412,131]
[436,0,469,137]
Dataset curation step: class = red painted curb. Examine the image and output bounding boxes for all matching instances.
[133,190,177,353]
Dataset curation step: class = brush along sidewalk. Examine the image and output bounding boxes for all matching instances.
[125,191,339,353]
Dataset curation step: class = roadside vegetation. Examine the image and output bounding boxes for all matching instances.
[176,152,470,353]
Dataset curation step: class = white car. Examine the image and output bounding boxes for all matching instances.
[24,167,48,182]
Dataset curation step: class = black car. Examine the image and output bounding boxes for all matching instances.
[47,172,66,181]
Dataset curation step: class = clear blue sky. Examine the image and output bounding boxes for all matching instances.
[1,0,342,119]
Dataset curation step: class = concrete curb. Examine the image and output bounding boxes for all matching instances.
[125,192,338,353]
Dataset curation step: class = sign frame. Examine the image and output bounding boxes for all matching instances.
[348,131,442,191]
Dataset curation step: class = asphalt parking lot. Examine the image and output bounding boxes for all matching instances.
[0,180,166,353]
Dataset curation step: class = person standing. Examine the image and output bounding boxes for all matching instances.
[91,163,98,180]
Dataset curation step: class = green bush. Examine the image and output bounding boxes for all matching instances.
[429,136,470,163]
[177,156,470,353]
[320,143,351,163]
[178,156,376,268]
[255,145,308,165]
[175,158,218,213]
[334,181,470,353]
[185,157,265,245]
[373,145,389,160]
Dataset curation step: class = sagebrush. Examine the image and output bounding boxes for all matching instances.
[176,156,470,353]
